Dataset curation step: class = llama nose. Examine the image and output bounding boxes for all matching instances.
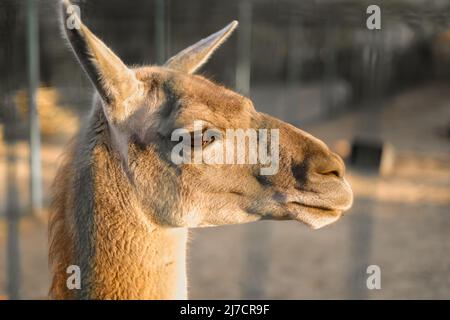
[316,152,345,178]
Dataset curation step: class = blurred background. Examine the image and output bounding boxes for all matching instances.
[0,0,449,299]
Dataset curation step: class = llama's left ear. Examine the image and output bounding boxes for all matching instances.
[60,0,138,113]
[165,21,238,74]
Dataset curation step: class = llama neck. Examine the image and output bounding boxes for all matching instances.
[84,214,189,300]
[50,125,188,299]
[81,145,189,300]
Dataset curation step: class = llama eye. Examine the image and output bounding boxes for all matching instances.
[202,134,215,147]
[188,130,217,149]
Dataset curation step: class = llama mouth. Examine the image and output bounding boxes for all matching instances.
[281,178,354,213]
[286,202,343,229]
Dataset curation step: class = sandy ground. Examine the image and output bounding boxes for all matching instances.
[0,83,449,299]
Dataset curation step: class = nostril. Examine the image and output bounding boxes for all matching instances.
[318,154,345,179]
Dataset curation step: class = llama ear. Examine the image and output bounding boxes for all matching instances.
[60,0,138,108]
[164,21,238,74]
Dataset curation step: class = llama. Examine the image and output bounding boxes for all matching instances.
[49,0,353,299]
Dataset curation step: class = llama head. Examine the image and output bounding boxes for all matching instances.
[61,0,353,229]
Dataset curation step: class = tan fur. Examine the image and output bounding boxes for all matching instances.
[49,1,353,299]
[49,139,77,299]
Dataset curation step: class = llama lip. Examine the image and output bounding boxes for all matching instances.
[276,189,352,212]
[280,178,354,213]
[288,201,340,212]
[286,202,343,229]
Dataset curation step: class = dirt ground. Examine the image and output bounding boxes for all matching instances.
[0,83,449,299]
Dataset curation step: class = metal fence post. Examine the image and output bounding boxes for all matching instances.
[155,0,166,65]
[27,0,43,216]
[235,0,252,96]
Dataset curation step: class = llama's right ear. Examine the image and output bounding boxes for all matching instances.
[164,21,238,74]
[60,0,138,112]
